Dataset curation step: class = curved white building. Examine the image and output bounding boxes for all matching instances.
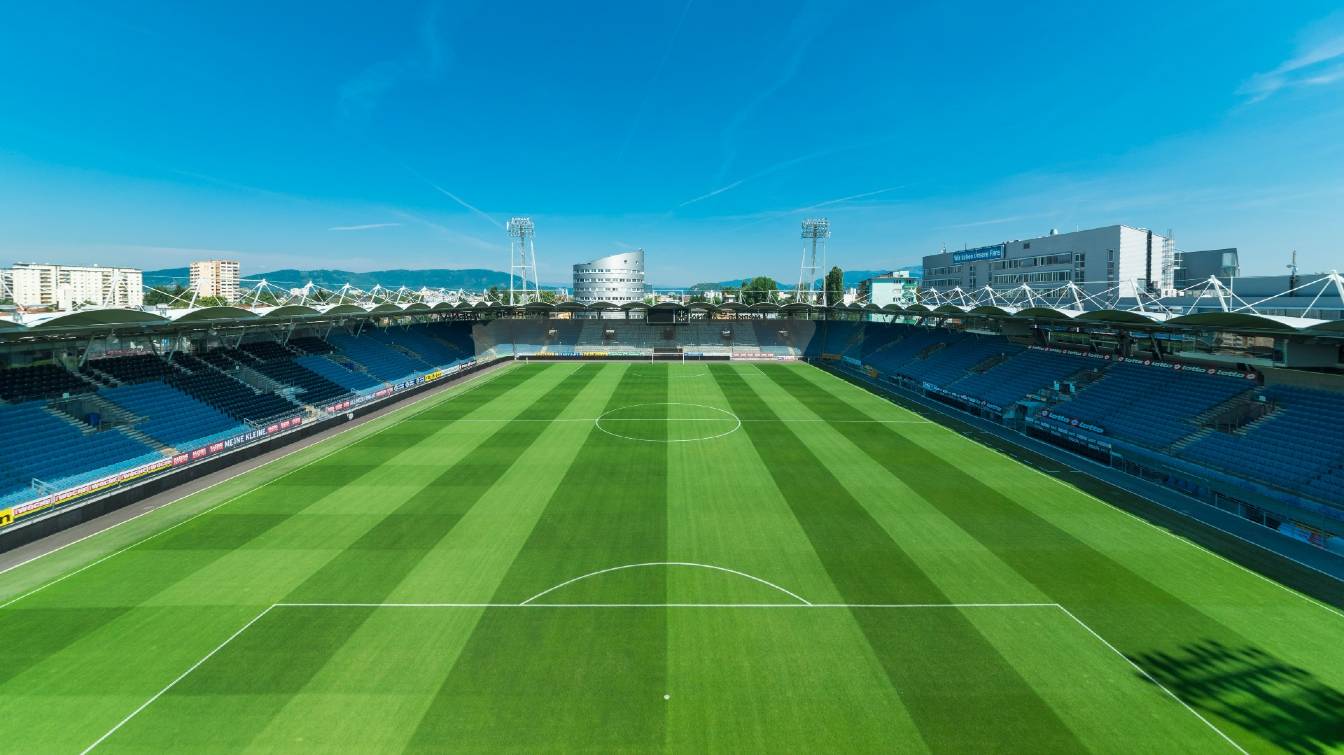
[572,250,646,304]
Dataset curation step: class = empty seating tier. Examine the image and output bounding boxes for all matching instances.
[327,333,432,381]
[101,381,246,447]
[252,360,351,405]
[287,337,336,355]
[168,371,298,424]
[0,363,92,401]
[295,355,383,392]
[0,401,159,506]
[239,341,295,362]
[86,353,178,384]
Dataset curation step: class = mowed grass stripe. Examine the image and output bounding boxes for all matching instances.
[285,364,601,603]
[662,367,927,751]
[773,363,1341,752]
[96,365,604,752]
[710,363,1085,752]
[405,364,671,752]
[0,366,544,696]
[244,367,629,751]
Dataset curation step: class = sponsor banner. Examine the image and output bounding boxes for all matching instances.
[222,428,267,450]
[1029,345,1112,362]
[1029,345,1256,381]
[952,244,1005,264]
[424,369,445,383]
[922,383,1004,414]
[1027,416,1113,451]
[1040,409,1106,435]
[11,457,175,524]
[0,508,11,527]
[172,453,190,466]
[731,352,779,361]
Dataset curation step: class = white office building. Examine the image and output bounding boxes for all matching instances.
[866,271,920,307]
[923,225,1174,296]
[2,263,143,309]
[573,250,646,304]
[189,259,241,302]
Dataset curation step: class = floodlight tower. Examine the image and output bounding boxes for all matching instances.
[798,218,830,305]
[506,217,539,305]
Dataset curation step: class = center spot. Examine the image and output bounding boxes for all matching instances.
[595,402,742,443]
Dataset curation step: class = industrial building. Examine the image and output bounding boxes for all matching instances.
[0,263,143,309]
[922,225,1174,296]
[189,259,241,302]
[1175,248,1240,289]
[572,250,646,304]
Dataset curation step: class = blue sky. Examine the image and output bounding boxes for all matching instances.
[2,1,1343,285]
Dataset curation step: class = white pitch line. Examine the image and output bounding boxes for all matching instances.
[520,562,813,606]
[1053,604,1247,754]
[82,600,1239,753]
[0,364,514,609]
[442,418,931,423]
[274,602,1060,609]
[81,604,277,754]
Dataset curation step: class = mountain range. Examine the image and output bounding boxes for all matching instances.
[143,267,564,291]
[143,265,922,292]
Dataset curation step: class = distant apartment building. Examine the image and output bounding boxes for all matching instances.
[922,225,1175,296]
[189,259,241,302]
[1,263,143,309]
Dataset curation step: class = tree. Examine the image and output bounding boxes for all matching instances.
[740,276,778,304]
[143,284,192,307]
[857,278,871,303]
[824,267,844,306]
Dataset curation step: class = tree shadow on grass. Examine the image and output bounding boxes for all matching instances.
[1130,640,1344,754]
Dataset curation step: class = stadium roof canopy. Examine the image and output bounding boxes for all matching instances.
[0,300,474,343]
[5,292,1344,344]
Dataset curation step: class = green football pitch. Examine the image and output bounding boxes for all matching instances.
[2,362,1341,753]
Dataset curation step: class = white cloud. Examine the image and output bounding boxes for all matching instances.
[328,222,402,231]
[1240,15,1344,101]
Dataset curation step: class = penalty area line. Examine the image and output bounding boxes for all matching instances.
[1053,604,1246,754]
[81,604,277,754]
[83,601,1242,753]
[273,601,1062,609]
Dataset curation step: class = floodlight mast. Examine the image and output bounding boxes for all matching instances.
[798,218,830,306]
[506,217,539,305]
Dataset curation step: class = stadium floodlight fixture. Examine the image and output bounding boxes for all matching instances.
[506,217,539,305]
[797,217,831,306]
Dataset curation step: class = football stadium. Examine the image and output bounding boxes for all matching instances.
[0,307,1341,753]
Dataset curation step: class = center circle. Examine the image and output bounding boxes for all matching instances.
[595,402,742,443]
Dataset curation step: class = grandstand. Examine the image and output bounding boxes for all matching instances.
[0,303,1340,753]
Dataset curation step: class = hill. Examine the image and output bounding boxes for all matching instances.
[143,267,566,291]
